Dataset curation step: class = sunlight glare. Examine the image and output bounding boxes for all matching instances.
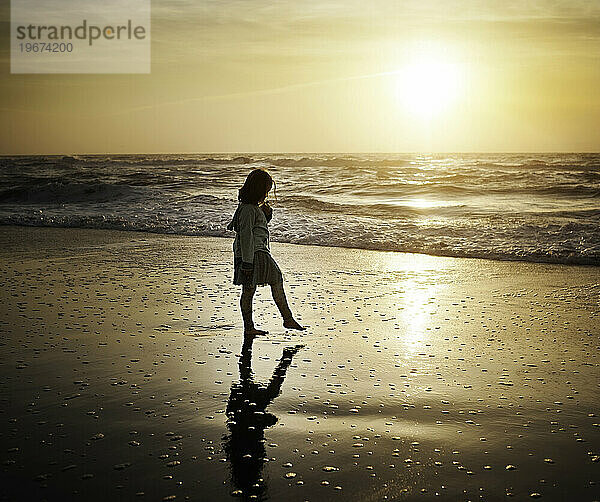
[395,50,463,120]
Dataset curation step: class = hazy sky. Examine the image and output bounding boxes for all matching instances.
[1,0,599,153]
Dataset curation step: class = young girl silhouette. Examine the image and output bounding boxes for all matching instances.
[227,169,305,336]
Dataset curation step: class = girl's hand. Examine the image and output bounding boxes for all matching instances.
[241,262,253,284]
[261,202,273,222]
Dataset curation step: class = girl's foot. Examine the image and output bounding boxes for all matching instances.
[244,327,268,336]
[283,318,306,331]
[283,344,305,358]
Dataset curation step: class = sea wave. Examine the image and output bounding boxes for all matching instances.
[1,153,599,266]
[0,181,160,204]
[1,209,598,265]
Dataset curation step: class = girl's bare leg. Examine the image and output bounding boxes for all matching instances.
[270,282,306,331]
[240,285,267,335]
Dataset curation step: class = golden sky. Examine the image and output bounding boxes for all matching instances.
[1,0,599,153]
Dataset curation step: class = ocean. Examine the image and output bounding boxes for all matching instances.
[0,153,598,265]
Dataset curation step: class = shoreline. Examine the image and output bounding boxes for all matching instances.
[2,223,599,268]
[1,226,598,501]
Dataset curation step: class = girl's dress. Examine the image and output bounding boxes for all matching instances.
[228,203,283,287]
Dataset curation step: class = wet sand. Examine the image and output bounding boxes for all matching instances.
[1,226,599,501]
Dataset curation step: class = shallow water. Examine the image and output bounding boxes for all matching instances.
[0,228,599,501]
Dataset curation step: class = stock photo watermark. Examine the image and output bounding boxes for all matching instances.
[11,0,150,73]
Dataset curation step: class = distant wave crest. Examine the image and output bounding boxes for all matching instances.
[0,182,154,204]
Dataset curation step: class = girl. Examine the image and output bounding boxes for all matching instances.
[227,169,305,336]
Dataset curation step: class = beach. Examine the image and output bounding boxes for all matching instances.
[1,225,599,501]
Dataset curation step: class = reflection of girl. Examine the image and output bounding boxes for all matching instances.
[224,337,303,498]
[227,169,305,335]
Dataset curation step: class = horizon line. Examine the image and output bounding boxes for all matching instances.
[2,151,600,156]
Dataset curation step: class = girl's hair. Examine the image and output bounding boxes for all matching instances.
[238,169,274,204]
[227,169,275,231]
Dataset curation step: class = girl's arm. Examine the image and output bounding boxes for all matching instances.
[261,201,272,222]
[237,205,255,270]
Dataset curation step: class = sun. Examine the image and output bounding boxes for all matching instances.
[395,53,463,120]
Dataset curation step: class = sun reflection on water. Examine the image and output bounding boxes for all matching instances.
[399,280,438,352]
[380,253,448,355]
